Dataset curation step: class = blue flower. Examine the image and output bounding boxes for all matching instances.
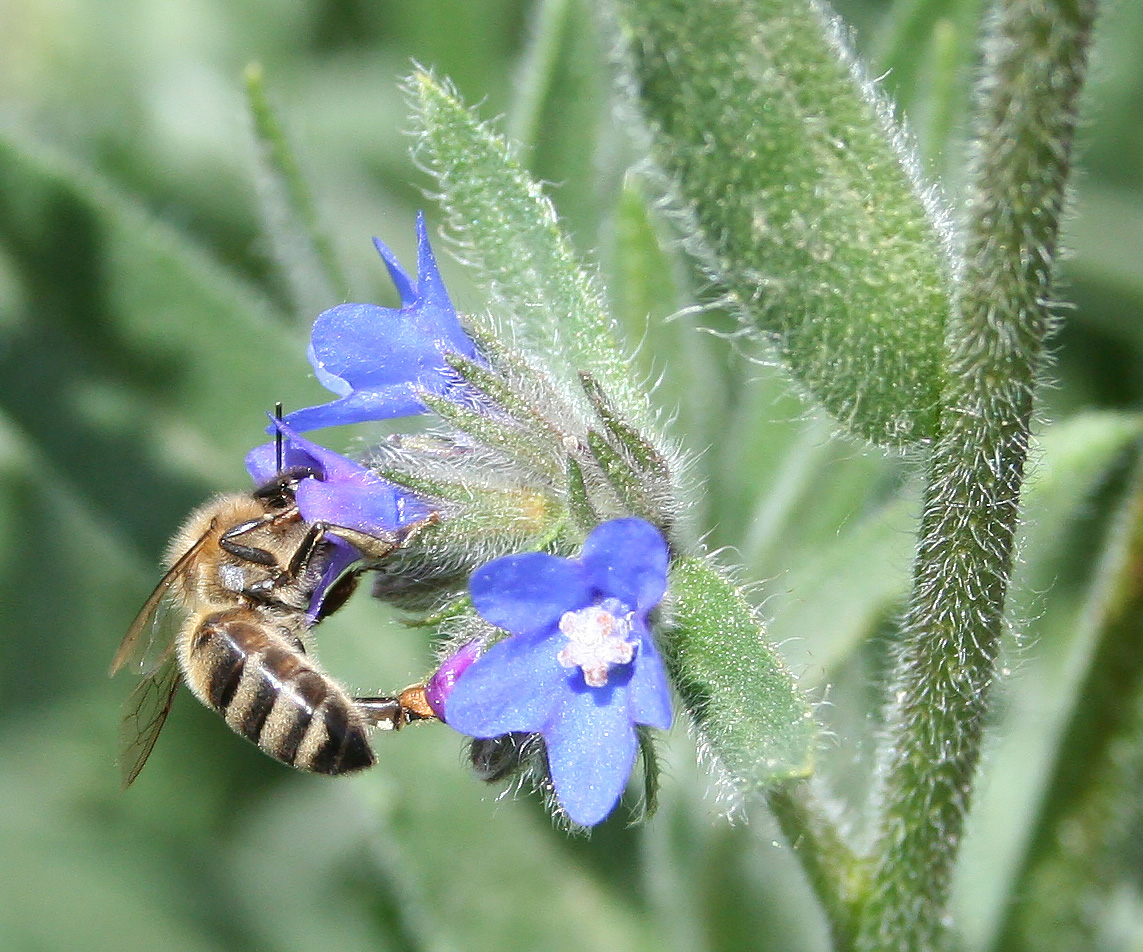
[246,417,433,618]
[443,518,673,826]
[282,213,479,432]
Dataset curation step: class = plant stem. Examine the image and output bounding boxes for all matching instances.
[854,0,1098,948]
[767,781,866,951]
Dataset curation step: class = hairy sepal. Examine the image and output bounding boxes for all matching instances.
[408,70,654,433]
[665,556,816,803]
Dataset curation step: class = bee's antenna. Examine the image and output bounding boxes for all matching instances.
[274,402,284,475]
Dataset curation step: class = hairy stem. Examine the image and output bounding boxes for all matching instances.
[855,0,1098,948]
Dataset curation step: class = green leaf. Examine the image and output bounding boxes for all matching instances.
[665,556,815,798]
[581,371,670,481]
[565,455,599,529]
[764,489,917,687]
[586,429,658,521]
[610,0,954,446]
[419,390,565,484]
[407,69,653,431]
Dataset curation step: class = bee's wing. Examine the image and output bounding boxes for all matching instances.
[118,646,182,789]
[110,528,212,677]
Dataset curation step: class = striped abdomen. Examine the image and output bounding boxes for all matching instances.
[185,608,376,774]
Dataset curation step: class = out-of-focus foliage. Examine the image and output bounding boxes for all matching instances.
[0,0,1141,950]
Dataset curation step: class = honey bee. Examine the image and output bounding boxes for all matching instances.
[111,469,434,787]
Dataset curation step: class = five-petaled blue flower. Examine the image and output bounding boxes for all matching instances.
[282,212,479,433]
[246,417,432,619]
[443,518,673,826]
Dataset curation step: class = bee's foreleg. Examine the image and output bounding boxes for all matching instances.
[323,511,441,563]
[219,517,279,566]
[319,524,400,561]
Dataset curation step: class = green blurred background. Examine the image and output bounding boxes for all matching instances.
[1,0,1141,950]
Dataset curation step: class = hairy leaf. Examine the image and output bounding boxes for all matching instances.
[610,0,954,445]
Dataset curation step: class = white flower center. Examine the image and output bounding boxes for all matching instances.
[557,602,636,687]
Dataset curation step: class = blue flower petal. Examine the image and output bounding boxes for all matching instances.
[246,441,303,485]
[580,518,669,612]
[370,236,416,306]
[295,474,398,536]
[409,213,476,359]
[307,302,446,389]
[281,214,479,432]
[246,418,430,537]
[444,632,568,736]
[247,418,353,484]
[450,518,673,825]
[424,640,482,720]
[247,417,359,483]
[280,386,430,432]
[246,422,427,620]
[306,534,361,622]
[470,552,591,636]
[545,688,639,826]
[628,633,673,730]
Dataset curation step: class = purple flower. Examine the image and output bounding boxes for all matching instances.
[283,213,479,432]
[424,640,482,720]
[246,417,432,618]
[442,518,673,826]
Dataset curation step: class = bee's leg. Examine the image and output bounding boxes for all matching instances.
[222,518,336,609]
[290,511,440,569]
[399,511,440,547]
[284,520,400,574]
[284,522,330,580]
[228,522,326,606]
[318,524,400,562]
[323,511,441,563]
[312,566,364,622]
[354,697,404,730]
[355,684,436,731]
[219,517,279,566]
